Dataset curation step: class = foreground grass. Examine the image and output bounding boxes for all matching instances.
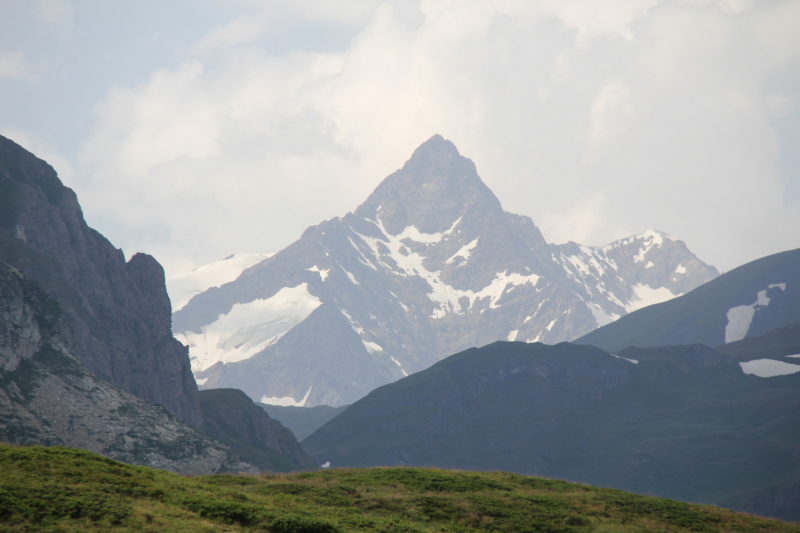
[0,443,797,533]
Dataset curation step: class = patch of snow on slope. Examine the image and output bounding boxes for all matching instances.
[546,319,557,331]
[306,265,330,281]
[626,284,680,313]
[585,301,620,327]
[508,330,518,341]
[167,253,272,311]
[645,261,654,268]
[348,237,377,270]
[363,340,383,353]
[725,285,786,343]
[195,377,208,385]
[395,217,461,244]
[340,266,359,284]
[740,359,800,378]
[390,356,409,376]
[675,263,686,274]
[340,309,365,335]
[262,386,313,407]
[786,354,800,358]
[631,230,675,263]
[610,354,639,364]
[566,254,590,276]
[356,216,539,318]
[177,284,320,373]
[446,238,478,265]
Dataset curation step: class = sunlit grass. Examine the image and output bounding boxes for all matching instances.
[0,443,796,532]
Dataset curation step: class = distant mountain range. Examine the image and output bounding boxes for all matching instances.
[172,135,718,407]
[576,247,800,352]
[302,328,800,521]
[258,403,349,442]
[301,247,800,519]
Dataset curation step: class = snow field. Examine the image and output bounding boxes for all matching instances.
[167,253,272,311]
[177,284,321,373]
[740,359,800,378]
[724,284,786,343]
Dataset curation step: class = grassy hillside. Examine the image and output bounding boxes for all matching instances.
[1,443,798,533]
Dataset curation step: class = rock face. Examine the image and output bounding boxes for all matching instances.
[175,135,717,407]
[0,261,257,475]
[0,134,202,428]
[576,247,800,352]
[199,388,317,472]
[301,340,800,521]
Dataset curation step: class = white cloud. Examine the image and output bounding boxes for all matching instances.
[70,0,800,276]
[539,193,631,246]
[35,0,74,23]
[588,79,635,151]
[0,52,34,80]
[540,0,661,47]
[192,15,268,54]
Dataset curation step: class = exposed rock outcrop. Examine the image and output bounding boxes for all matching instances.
[0,134,202,428]
[0,260,256,474]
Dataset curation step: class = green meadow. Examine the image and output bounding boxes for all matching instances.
[1,443,796,533]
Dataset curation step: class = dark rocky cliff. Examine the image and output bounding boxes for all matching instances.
[0,260,256,474]
[0,135,202,428]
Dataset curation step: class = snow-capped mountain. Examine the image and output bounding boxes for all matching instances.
[167,253,273,311]
[172,135,718,407]
[576,247,800,352]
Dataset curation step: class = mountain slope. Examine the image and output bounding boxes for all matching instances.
[174,135,717,406]
[301,340,800,520]
[167,253,272,312]
[258,403,349,441]
[0,260,256,474]
[576,248,800,352]
[716,320,800,361]
[198,388,317,472]
[0,134,202,427]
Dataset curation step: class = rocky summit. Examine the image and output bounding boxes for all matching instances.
[174,135,718,407]
[0,134,202,428]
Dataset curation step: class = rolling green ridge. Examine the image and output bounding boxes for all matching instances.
[302,341,800,520]
[1,443,798,533]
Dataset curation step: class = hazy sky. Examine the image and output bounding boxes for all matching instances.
[1,0,799,277]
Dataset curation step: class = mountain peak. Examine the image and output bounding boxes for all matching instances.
[354,135,499,235]
[403,134,461,168]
